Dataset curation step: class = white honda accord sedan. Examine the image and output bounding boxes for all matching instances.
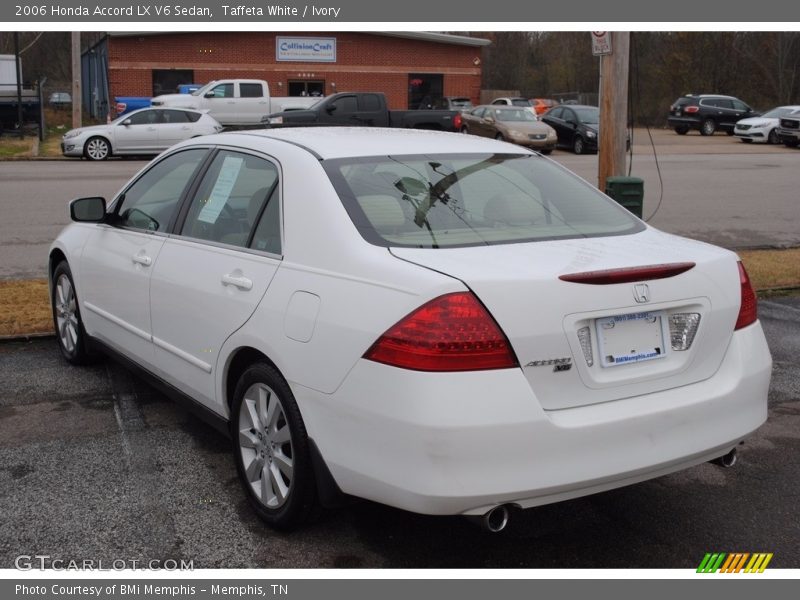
[49,127,771,531]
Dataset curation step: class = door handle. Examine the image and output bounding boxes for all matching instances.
[222,273,253,291]
[132,253,152,267]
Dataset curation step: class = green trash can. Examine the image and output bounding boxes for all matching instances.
[605,176,644,218]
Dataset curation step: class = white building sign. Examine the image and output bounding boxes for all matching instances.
[591,32,612,56]
[276,37,337,62]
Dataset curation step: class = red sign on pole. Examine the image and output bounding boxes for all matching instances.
[592,31,612,56]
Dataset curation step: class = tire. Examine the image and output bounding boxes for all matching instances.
[51,261,93,365]
[539,148,553,155]
[785,139,799,148]
[84,136,110,161]
[674,126,689,135]
[461,127,469,134]
[700,119,716,136]
[725,130,735,136]
[231,362,317,530]
[768,129,779,145]
[741,138,753,143]
[495,133,504,141]
[573,136,585,155]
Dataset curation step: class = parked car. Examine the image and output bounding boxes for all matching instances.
[429,96,474,113]
[541,104,601,154]
[776,114,800,148]
[668,94,758,136]
[734,106,800,144]
[460,105,557,153]
[60,107,223,160]
[491,97,534,109]
[50,127,770,531]
[48,91,72,107]
[530,98,558,116]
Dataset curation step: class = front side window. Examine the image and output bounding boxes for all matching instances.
[324,153,644,249]
[331,96,358,113]
[116,148,208,232]
[209,84,234,99]
[180,150,280,249]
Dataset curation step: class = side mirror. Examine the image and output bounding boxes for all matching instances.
[326,104,337,114]
[484,117,495,124]
[204,91,216,98]
[70,197,107,223]
[122,118,132,126]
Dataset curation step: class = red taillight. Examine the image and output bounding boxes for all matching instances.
[453,113,463,130]
[684,106,700,114]
[735,261,758,330]
[363,292,518,372]
[559,263,695,285]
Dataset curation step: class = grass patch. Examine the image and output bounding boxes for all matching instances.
[1,249,798,337]
[0,279,52,336]
[739,248,800,291]
[39,133,64,157]
[0,137,35,158]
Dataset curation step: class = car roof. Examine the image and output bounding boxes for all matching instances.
[232,127,534,160]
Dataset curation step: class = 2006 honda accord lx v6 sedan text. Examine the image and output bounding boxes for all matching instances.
[49,127,771,531]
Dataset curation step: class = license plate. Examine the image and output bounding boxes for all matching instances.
[595,311,667,368]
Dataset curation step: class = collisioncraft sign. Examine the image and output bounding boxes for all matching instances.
[276,37,337,62]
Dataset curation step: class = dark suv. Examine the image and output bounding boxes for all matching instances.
[668,94,758,136]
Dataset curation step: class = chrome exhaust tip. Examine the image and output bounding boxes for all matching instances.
[711,448,738,468]
[482,505,510,533]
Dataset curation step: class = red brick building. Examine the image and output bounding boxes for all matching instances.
[106,31,489,109]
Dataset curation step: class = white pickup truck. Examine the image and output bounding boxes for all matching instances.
[150,79,319,126]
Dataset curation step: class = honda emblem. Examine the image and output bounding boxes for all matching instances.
[633,284,650,303]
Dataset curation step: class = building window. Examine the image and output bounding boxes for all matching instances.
[408,74,443,109]
[287,80,325,97]
[152,69,194,97]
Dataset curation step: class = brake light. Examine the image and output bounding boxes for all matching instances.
[453,113,463,130]
[363,292,518,371]
[735,261,757,330]
[684,106,700,114]
[559,263,695,285]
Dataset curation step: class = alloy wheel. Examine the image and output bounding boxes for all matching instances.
[85,137,110,160]
[54,274,79,355]
[238,382,294,508]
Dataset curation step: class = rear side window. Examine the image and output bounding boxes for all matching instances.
[240,83,264,98]
[162,109,191,123]
[323,153,644,248]
[360,94,382,111]
[180,150,279,249]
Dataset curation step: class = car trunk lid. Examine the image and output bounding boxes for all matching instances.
[391,229,741,410]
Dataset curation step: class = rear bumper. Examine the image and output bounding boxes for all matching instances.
[295,322,771,516]
[667,116,700,129]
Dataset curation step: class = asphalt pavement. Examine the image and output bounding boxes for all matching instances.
[1,296,798,569]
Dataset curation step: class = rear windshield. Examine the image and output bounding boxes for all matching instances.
[323,153,644,248]
[672,97,695,107]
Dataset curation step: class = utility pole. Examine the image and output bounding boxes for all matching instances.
[13,33,23,139]
[597,31,630,190]
[71,32,81,129]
